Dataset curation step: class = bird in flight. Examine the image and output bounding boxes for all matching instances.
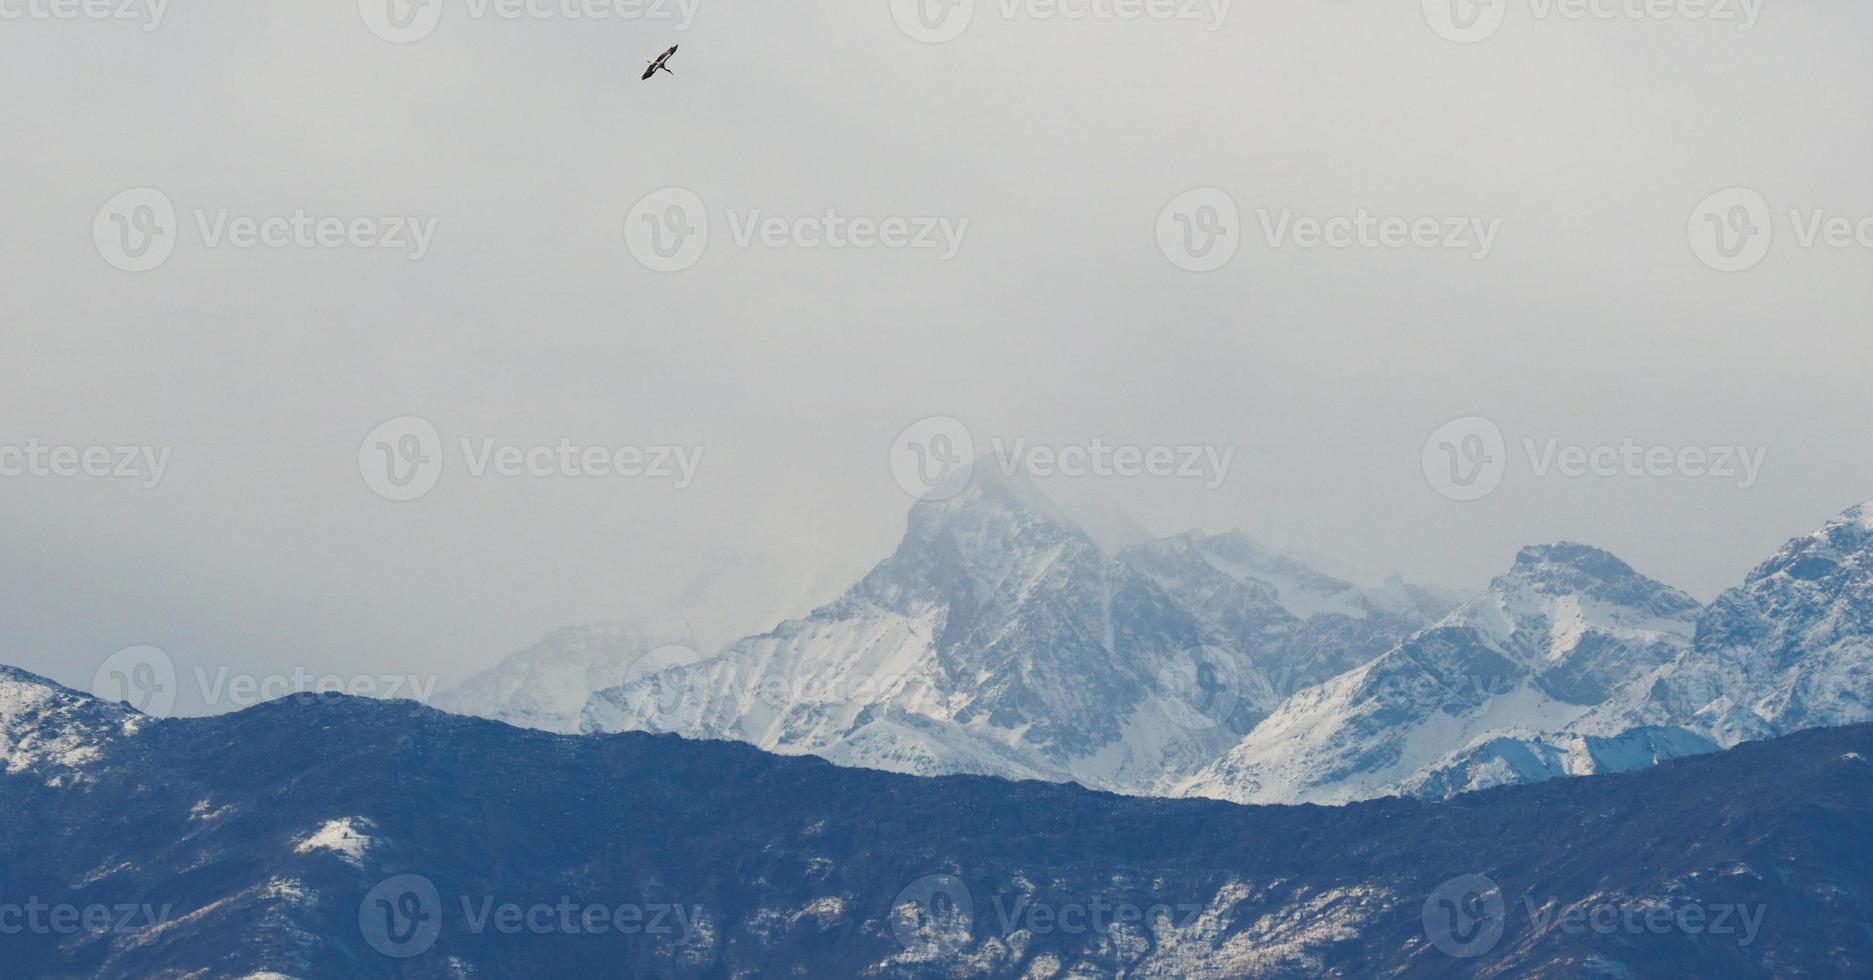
[642,45,678,81]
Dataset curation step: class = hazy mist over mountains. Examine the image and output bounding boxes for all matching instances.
[428,462,1873,808]
[8,3,1873,699]
[10,1,1873,976]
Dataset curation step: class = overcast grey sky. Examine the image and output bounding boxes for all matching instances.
[5,0,1872,706]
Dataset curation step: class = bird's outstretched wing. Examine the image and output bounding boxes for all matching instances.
[642,44,679,80]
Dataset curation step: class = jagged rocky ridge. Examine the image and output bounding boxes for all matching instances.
[1177,543,1709,804]
[2,666,1869,978]
[578,467,1450,793]
[449,475,1873,807]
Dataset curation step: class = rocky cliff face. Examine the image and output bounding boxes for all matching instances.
[1179,543,1703,804]
[1602,501,1873,746]
[580,466,1454,794]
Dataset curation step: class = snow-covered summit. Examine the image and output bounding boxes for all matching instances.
[583,460,1232,789]
[0,665,140,785]
[581,462,1451,794]
[1176,542,1702,804]
[1604,499,1873,746]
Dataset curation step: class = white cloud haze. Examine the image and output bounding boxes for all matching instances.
[5,1,1872,706]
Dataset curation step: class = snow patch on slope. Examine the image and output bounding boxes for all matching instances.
[293,818,373,866]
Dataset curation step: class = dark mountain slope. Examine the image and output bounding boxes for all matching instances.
[1,675,1868,978]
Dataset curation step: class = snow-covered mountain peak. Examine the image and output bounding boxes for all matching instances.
[0,665,140,785]
[582,474,1459,795]
[1,664,68,722]
[1178,542,1702,805]
[1745,500,1873,589]
[1498,543,1703,617]
[1620,498,1873,745]
[903,460,1081,541]
[1695,498,1873,676]
[876,460,1114,611]
[1451,543,1701,659]
[582,465,1266,790]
